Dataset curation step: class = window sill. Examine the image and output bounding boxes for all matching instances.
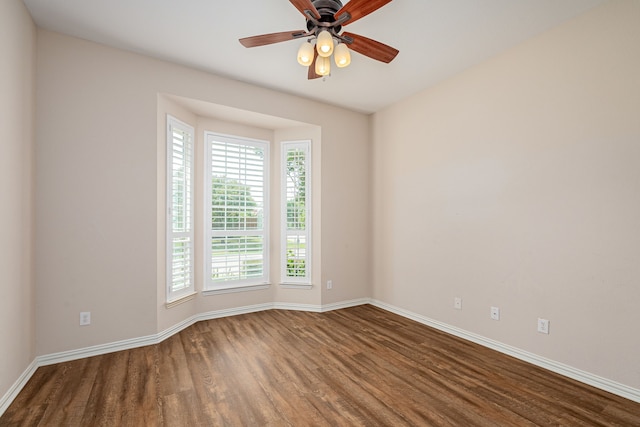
[279,283,313,290]
[165,291,197,309]
[202,283,270,296]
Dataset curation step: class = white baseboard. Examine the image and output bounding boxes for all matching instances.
[320,298,371,312]
[0,358,38,417]
[3,297,637,418]
[37,333,160,367]
[369,299,640,404]
[272,302,323,312]
[0,299,367,417]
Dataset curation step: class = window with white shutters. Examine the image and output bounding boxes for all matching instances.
[205,133,269,290]
[281,141,311,284]
[166,116,195,302]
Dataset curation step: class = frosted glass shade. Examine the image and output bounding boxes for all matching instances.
[316,30,334,58]
[315,55,331,76]
[297,42,314,66]
[334,43,351,68]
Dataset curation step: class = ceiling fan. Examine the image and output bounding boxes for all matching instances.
[239,0,399,79]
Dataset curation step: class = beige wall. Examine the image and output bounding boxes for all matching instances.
[0,0,36,401]
[372,0,640,389]
[20,0,637,400]
[321,110,372,305]
[35,30,371,354]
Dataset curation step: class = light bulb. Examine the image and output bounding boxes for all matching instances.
[315,55,331,76]
[297,41,314,66]
[316,30,334,58]
[334,43,351,68]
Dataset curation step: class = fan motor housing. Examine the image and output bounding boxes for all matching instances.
[306,0,344,33]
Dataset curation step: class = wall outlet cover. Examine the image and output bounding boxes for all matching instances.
[537,318,550,334]
[80,311,91,326]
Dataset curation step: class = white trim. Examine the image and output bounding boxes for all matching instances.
[31,300,363,368]
[369,299,640,404]
[3,298,638,418]
[0,359,38,417]
[197,303,274,321]
[202,284,270,296]
[279,283,313,290]
[156,313,200,344]
[320,298,370,312]
[37,333,159,367]
[165,291,197,308]
[273,302,322,312]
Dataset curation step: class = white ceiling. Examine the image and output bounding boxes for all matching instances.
[23,0,605,114]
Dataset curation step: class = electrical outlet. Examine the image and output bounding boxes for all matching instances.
[326,280,332,290]
[80,311,91,326]
[537,318,550,334]
[454,297,462,310]
[490,306,500,321]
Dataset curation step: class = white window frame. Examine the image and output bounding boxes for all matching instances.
[166,115,196,303]
[203,132,270,294]
[280,140,311,286]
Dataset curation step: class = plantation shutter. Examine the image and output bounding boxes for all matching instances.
[282,141,311,283]
[206,133,268,288]
[166,116,195,301]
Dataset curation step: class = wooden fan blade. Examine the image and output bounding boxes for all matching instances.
[290,0,321,19]
[335,0,392,26]
[239,30,307,48]
[308,49,321,79]
[343,31,399,63]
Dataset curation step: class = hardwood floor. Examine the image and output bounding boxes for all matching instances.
[2,305,639,426]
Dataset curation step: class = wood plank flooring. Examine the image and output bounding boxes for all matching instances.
[2,305,639,426]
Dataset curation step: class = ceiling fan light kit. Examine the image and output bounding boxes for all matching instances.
[239,0,398,79]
